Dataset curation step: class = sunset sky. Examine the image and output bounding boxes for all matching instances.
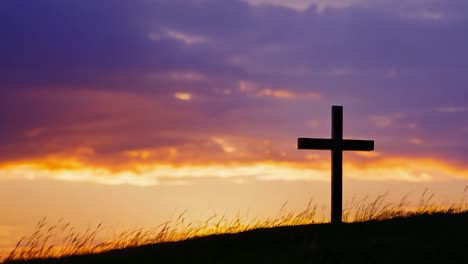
[1,0,468,253]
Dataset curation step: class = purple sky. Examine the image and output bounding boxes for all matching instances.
[1,0,467,168]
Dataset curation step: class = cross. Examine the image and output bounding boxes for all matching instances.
[298,106,374,223]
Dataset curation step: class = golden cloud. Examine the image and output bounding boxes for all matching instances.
[238,80,320,100]
[174,92,192,101]
[1,154,467,187]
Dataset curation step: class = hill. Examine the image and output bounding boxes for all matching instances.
[6,212,468,264]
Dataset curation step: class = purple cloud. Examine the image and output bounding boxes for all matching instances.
[0,0,467,166]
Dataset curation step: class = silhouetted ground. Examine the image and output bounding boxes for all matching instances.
[7,212,468,264]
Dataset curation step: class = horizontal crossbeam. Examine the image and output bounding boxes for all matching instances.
[298,138,374,151]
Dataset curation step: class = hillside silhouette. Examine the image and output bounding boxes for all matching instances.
[7,212,468,264]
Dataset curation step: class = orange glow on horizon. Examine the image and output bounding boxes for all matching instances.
[1,154,467,187]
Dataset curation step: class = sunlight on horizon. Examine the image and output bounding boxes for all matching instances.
[1,156,467,186]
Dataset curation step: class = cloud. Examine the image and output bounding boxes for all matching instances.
[370,115,393,127]
[435,107,467,113]
[0,0,467,180]
[1,155,467,187]
[241,0,365,12]
[408,123,417,129]
[409,138,424,145]
[2,0,468,94]
[174,92,193,101]
[149,28,209,45]
[238,81,320,100]
[212,138,237,153]
[369,113,404,128]
[166,29,208,45]
[167,72,206,81]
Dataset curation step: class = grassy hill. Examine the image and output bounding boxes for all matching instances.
[6,212,468,264]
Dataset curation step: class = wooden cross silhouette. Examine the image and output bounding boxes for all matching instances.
[298,106,374,223]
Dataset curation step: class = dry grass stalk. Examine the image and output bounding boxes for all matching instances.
[3,188,468,262]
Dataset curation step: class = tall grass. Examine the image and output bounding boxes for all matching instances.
[342,188,467,221]
[3,188,468,262]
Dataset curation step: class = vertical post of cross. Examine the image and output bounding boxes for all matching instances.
[331,106,343,224]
